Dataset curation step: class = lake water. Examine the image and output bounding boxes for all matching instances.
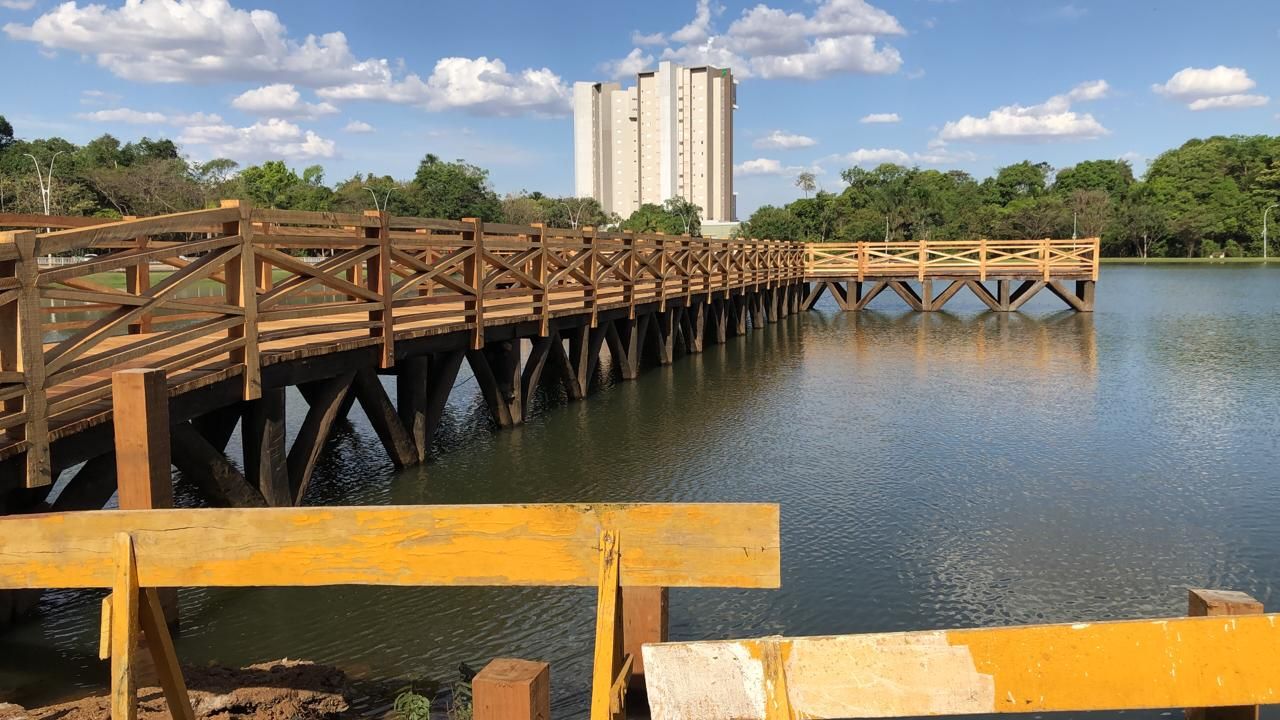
[5,264,1280,718]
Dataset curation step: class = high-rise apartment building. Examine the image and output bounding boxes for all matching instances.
[573,61,737,224]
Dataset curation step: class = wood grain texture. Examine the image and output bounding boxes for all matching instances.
[644,614,1280,719]
[0,503,780,590]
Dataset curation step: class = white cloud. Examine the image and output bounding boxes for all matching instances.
[632,30,666,46]
[600,48,654,79]
[754,130,816,149]
[830,145,977,167]
[179,118,335,160]
[342,120,374,133]
[0,0,36,9]
[232,83,337,117]
[78,108,223,125]
[736,158,787,175]
[6,0,570,118]
[671,0,714,44]
[938,80,1110,142]
[1188,94,1269,111]
[735,157,821,177]
[837,148,911,166]
[318,56,571,117]
[1153,66,1268,110]
[605,0,904,81]
[860,112,900,123]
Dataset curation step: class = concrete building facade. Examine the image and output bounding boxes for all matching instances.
[573,61,737,223]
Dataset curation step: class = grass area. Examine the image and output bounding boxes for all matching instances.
[1101,257,1276,264]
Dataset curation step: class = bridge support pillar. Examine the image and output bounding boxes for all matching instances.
[649,310,676,365]
[748,291,764,329]
[710,299,728,344]
[243,387,292,507]
[560,325,606,399]
[467,340,523,427]
[680,305,704,353]
[1075,280,1096,312]
[607,316,646,380]
[998,279,1012,311]
[393,351,465,462]
[732,295,748,336]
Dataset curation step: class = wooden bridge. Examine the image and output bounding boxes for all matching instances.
[0,208,1099,498]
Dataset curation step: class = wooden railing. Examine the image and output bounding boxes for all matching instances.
[0,204,807,486]
[0,502,781,720]
[805,238,1101,282]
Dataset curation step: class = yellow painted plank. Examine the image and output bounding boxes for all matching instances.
[590,530,622,720]
[643,614,1280,719]
[110,533,140,720]
[0,504,779,590]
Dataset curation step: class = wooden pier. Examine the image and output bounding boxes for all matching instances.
[0,208,1099,498]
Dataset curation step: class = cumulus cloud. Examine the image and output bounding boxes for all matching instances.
[1153,66,1268,110]
[79,108,223,125]
[232,83,337,117]
[5,0,571,117]
[342,120,374,133]
[600,48,654,79]
[860,112,900,123]
[734,157,821,177]
[837,148,911,165]
[318,56,570,116]
[607,0,904,81]
[830,145,977,167]
[179,118,335,160]
[753,130,816,149]
[938,80,1110,142]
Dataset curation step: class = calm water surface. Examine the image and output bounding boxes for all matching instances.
[5,265,1280,717]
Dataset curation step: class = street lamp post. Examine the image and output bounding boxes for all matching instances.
[1265,203,1278,262]
[24,151,64,216]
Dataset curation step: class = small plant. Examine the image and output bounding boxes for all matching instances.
[393,687,433,720]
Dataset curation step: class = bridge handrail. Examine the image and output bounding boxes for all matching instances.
[804,238,1101,282]
[0,502,780,720]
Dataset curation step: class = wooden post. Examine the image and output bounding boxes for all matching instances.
[531,223,549,337]
[622,586,667,696]
[585,226,599,326]
[464,218,486,349]
[123,219,151,335]
[396,356,430,463]
[473,658,551,720]
[221,200,261,401]
[366,210,394,368]
[112,368,178,626]
[1186,588,1263,720]
[242,386,291,506]
[5,230,50,487]
[111,533,141,720]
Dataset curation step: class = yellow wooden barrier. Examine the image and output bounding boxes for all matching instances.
[0,503,780,720]
[642,611,1280,719]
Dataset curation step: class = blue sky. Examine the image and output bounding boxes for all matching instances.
[2,0,1277,215]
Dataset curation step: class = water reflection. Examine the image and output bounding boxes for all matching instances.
[5,266,1280,720]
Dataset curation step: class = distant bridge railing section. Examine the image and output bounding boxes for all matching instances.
[805,238,1101,282]
[0,205,806,485]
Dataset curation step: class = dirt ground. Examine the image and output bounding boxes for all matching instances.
[0,660,351,720]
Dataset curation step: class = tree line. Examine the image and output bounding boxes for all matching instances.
[743,135,1280,258]
[2,114,1277,257]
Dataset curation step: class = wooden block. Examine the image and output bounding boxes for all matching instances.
[623,586,668,692]
[1186,589,1263,720]
[473,658,550,720]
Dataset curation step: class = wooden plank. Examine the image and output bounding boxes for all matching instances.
[110,533,140,720]
[0,503,780,589]
[138,588,195,720]
[590,530,623,720]
[643,614,1280,719]
[37,207,238,255]
[473,658,551,720]
[1187,589,1263,720]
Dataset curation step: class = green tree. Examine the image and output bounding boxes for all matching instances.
[1053,159,1134,200]
[409,154,502,221]
[0,115,13,152]
[795,171,817,198]
[739,205,803,240]
[237,161,303,208]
